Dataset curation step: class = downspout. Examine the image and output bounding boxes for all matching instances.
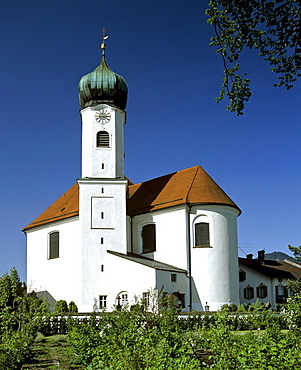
[187,204,193,311]
[130,216,133,253]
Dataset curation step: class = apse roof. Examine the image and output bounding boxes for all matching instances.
[127,165,241,217]
[23,165,240,231]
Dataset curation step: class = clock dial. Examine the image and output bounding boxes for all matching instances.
[95,109,111,123]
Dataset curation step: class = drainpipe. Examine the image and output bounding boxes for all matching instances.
[187,205,193,311]
[130,216,133,253]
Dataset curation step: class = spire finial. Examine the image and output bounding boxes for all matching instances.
[100,27,108,53]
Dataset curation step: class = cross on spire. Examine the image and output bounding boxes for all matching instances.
[101,27,109,51]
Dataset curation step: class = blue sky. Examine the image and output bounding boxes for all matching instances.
[1,0,300,281]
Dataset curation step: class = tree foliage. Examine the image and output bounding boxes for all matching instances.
[206,0,301,115]
[0,268,49,369]
[288,244,301,261]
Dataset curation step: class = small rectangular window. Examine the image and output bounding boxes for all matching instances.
[244,286,254,300]
[101,264,104,272]
[171,273,177,282]
[142,292,150,307]
[257,284,267,298]
[239,269,246,282]
[99,295,107,309]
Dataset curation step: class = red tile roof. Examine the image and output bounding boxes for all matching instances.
[23,165,240,230]
[23,183,79,231]
[127,166,241,217]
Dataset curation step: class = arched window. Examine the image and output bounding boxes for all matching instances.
[142,224,156,253]
[96,131,110,147]
[49,232,59,259]
[195,222,210,247]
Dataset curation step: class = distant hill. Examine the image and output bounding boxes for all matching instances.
[265,251,299,263]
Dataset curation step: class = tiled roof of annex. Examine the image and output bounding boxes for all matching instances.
[23,165,241,231]
[239,257,301,279]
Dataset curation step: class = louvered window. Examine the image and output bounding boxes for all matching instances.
[195,222,210,246]
[49,232,59,259]
[142,224,156,253]
[96,131,110,147]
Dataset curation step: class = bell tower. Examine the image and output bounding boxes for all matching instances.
[80,104,126,179]
[77,34,128,309]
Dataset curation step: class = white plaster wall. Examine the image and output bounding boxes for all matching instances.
[238,263,291,309]
[239,264,273,306]
[94,253,157,311]
[190,205,240,311]
[131,206,188,269]
[78,178,128,309]
[26,217,81,306]
[156,270,188,308]
[80,104,125,179]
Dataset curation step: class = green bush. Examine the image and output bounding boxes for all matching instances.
[68,307,201,369]
[0,268,49,368]
[0,330,33,369]
[53,299,68,314]
[68,300,78,312]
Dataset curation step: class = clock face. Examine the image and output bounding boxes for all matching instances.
[95,109,111,123]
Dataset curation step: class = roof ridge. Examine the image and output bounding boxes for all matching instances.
[185,165,200,203]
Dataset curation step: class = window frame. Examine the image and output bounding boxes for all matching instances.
[142,292,150,307]
[257,283,268,299]
[194,222,210,247]
[48,231,59,259]
[99,295,107,309]
[239,269,246,282]
[244,285,254,300]
[96,131,110,148]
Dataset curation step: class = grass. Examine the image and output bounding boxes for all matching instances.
[21,334,84,369]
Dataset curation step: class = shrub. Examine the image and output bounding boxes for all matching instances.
[68,300,78,312]
[53,300,68,314]
[0,330,33,370]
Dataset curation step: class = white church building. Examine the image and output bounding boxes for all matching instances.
[24,40,248,312]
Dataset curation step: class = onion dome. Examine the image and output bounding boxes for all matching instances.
[78,45,128,110]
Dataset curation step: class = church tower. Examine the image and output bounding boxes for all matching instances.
[77,36,128,309]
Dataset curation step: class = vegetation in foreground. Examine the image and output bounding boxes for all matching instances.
[2,259,301,369]
[66,302,301,369]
